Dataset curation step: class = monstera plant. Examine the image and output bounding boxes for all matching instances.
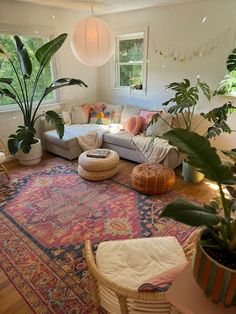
[214,47,236,95]
[161,128,236,306]
[0,33,87,165]
[149,78,235,182]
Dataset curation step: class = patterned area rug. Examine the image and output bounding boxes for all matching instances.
[0,158,194,313]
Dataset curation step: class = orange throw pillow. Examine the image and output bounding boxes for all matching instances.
[123,116,143,135]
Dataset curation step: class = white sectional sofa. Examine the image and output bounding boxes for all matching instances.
[41,103,183,169]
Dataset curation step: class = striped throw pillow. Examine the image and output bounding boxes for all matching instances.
[123,116,143,135]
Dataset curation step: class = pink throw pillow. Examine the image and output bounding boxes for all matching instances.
[139,109,161,131]
[138,262,188,292]
[81,103,94,117]
[123,116,143,135]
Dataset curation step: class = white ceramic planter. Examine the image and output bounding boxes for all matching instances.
[182,160,204,183]
[16,138,42,166]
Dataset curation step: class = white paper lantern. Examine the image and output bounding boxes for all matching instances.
[70,16,115,67]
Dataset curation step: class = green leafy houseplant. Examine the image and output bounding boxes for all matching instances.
[149,78,235,138]
[161,128,236,305]
[148,78,235,183]
[0,33,87,155]
[214,47,236,95]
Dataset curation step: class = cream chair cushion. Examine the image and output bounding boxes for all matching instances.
[96,237,187,290]
[0,152,6,163]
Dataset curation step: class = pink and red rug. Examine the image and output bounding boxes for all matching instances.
[0,158,194,313]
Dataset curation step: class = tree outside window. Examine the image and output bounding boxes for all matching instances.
[116,33,144,89]
[0,34,54,106]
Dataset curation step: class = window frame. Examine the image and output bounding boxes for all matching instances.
[0,23,59,112]
[114,25,148,94]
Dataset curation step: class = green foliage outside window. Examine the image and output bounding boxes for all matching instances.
[119,38,143,62]
[118,37,144,87]
[0,34,53,105]
[120,64,142,86]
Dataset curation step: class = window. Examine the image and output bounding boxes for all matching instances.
[0,33,55,107]
[115,31,147,91]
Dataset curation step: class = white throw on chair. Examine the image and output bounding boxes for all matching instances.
[85,236,195,314]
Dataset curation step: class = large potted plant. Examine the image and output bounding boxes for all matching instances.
[0,33,87,165]
[161,128,236,307]
[149,79,235,183]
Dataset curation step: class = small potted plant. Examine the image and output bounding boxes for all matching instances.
[161,128,236,307]
[0,33,87,165]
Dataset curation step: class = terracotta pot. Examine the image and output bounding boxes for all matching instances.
[192,229,236,307]
[16,138,42,166]
[182,160,204,183]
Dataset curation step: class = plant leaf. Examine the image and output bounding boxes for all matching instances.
[14,36,32,79]
[227,48,236,72]
[160,198,221,227]
[0,88,16,100]
[198,80,211,100]
[201,102,235,139]
[35,33,67,67]
[44,111,64,139]
[0,43,10,60]
[0,78,13,85]
[163,128,235,184]
[44,78,87,95]
[222,149,236,163]
[7,134,19,155]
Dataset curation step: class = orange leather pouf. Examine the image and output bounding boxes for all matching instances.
[131,163,176,195]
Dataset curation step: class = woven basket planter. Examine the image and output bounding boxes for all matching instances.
[192,229,236,307]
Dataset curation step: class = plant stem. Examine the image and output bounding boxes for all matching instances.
[9,59,27,111]
[193,117,205,132]
[219,184,231,240]
[30,65,44,107]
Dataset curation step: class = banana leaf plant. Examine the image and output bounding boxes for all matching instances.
[0,33,87,154]
[161,128,236,254]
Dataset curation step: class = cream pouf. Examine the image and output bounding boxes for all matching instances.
[96,237,187,313]
[78,149,119,181]
[96,237,187,289]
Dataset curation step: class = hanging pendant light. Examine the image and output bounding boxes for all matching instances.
[70,15,115,67]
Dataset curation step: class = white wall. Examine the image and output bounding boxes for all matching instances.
[0,0,98,145]
[99,0,236,151]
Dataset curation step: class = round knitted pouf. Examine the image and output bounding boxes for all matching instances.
[131,163,175,195]
[79,149,119,171]
[78,165,118,181]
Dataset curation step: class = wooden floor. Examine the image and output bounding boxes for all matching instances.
[0,153,217,314]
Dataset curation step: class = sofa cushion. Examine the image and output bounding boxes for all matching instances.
[123,116,143,135]
[145,112,172,137]
[44,124,109,149]
[71,103,92,124]
[103,131,135,149]
[120,104,141,124]
[44,129,78,149]
[105,104,124,124]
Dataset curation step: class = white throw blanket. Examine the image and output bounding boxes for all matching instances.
[131,134,177,163]
[63,124,110,151]
[77,129,108,151]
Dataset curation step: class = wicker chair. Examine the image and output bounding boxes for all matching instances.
[85,235,196,314]
[0,138,10,180]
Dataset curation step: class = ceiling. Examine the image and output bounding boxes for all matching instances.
[14,0,200,15]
